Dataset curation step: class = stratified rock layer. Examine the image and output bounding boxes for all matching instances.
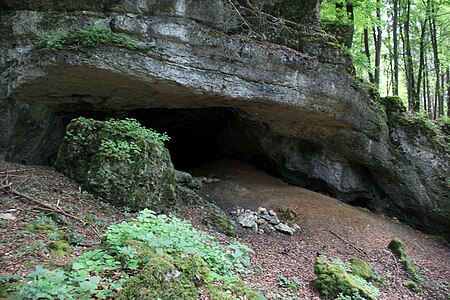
[0,0,448,239]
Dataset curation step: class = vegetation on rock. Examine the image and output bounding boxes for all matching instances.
[55,117,175,211]
[314,256,379,300]
[43,25,139,51]
[19,209,257,299]
[388,238,420,279]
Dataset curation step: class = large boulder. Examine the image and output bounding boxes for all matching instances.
[55,117,176,211]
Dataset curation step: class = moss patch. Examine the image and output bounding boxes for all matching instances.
[115,252,257,300]
[388,238,420,279]
[404,280,420,293]
[48,240,72,256]
[314,256,378,299]
[278,206,297,223]
[349,257,384,286]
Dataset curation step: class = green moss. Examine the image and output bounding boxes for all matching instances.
[224,280,261,300]
[208,204,236,237]
[404,280,420,293]
[350,258,384,286]
[314,257,378,299]
[48,240,72,256]
[388,238,420,279]
[116,252,205,300]
[278,207,297,223]
[0,282,20,299]
[349,258,375,280]
[380,96,406,114]
[55,117,176,211]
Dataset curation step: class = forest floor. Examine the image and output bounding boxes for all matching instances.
[0,159,449,299]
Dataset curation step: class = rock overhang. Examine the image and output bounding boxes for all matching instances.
[1,0,449,240]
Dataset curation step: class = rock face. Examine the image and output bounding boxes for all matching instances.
[55,117,176,211]
[0,1,448,239]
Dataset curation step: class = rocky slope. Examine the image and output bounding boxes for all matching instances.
[0,0,448,239]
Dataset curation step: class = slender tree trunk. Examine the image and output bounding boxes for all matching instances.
[429,2,441,118]
[416,22,426,110]
[393,0,399,95]
[373,0,382,88]
[364,29,374,83]
[447,67,450,117]
[402,0,417,111]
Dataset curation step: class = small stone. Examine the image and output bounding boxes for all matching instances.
[258,229,265,234]
[237,213,257,228]
[268,215,280,225]
[261,213,271,221]
[251,223,258,232]
[274,223,294,235]
[291,224,301,233]
[267,224,276,232]
[0,213,16,220]
[230,210,237,216]
[258,207,267,214]
[256,218,267,225]
[268,209,277,216]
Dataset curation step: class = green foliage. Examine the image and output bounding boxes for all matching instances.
[314,256,379,300]
[64,117,170,165]
[104,209,252,281]
[19,210,257,299]
[388,238,420,280]
[277,274,303,292]
[44,25,139,51]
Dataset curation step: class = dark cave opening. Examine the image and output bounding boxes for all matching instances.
[47,105,383,212]
[128,107,238,171]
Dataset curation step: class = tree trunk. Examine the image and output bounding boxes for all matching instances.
[428,1,441,118]
[447,67,450,117]
[364,29,374,83]
[373,0,382,88]
[392,0,399,95]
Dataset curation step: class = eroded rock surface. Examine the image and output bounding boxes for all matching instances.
[0,0,448,239]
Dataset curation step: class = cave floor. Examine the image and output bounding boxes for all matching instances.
[181,159,450,299]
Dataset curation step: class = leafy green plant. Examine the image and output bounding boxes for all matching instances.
[20,210,256,299]
[44,25,139,51]
[105,209,253,281]
[277,274,303,292]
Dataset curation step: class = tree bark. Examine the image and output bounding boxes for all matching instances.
[392,0,399,95]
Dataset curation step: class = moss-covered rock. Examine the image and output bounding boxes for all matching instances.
[388,238,420,279]
[115,252,207,300]
[314,256,378,300]
[55,117,176,211]
[115,252,255,300]
[404,280,420,293]
[48,240,72,256]
[349,257,384,286]
[380,96,406,114]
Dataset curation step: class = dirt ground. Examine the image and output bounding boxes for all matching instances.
[187,159,450,300]
[1,159,449,299]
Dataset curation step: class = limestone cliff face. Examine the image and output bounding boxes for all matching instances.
[0,0,448,239]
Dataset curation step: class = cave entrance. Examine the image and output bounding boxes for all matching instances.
[128,107,238,171]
